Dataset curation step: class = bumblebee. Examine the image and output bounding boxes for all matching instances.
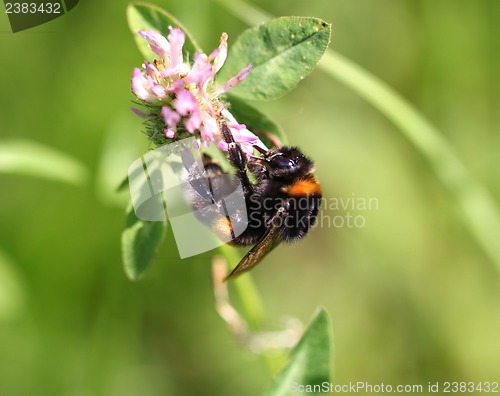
[182,122,322,280]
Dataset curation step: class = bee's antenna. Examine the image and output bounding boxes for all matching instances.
[253,145,267,155]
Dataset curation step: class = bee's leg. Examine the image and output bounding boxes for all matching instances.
[220,122,253,193]
[248,160,268,182]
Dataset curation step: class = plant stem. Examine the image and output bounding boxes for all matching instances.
[219,244,265,329]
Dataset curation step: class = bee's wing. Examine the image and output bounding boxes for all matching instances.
[224,207,288,281]
[179,146,215,204]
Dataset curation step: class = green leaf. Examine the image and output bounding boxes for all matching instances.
[0,139,88,186]
[264,308,333,396]
[127,2,202,61]
[226,94,288,147]
[218,17,331,101]
[121,203,167,280]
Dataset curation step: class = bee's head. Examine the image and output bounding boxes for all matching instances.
[258,146,315,180]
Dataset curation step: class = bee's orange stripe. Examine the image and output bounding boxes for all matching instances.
[213,216,234,240]
[286,178,322,197]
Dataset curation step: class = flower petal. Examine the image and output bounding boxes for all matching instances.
[183,53,214,85]
[144,61,160,79]
[145,76,166,99]
[164,128,176,138]
[217,140,229,151]
[161,106,181,127]
[131,68,155,102]
[138,30,171,62]
[184,111,201,133]
[239,142,255,156]
[232,127,259,145]
[174,89,199,116]
[211,32,228,73]
[167,27,185,66]
[161,62,190,79]
[218,64,252,93]
[199,111,219,143]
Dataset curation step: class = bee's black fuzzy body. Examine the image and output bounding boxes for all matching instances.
[187,123,322,280]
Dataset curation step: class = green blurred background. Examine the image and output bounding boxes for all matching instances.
[1,0,500,395]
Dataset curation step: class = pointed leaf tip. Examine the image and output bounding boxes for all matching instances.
[264,307,333,396]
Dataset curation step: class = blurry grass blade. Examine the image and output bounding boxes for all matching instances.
[116,176,129,192]
[218,244,265,329]
[122,203,167,280]
[0,139,88,186]
[218,17,331,101]
[226,94,287,146]
[127,2,202,61]
[263,308,332,396]
[320,51,500,272]
[215,0,500,273]
[0,249,25,321]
